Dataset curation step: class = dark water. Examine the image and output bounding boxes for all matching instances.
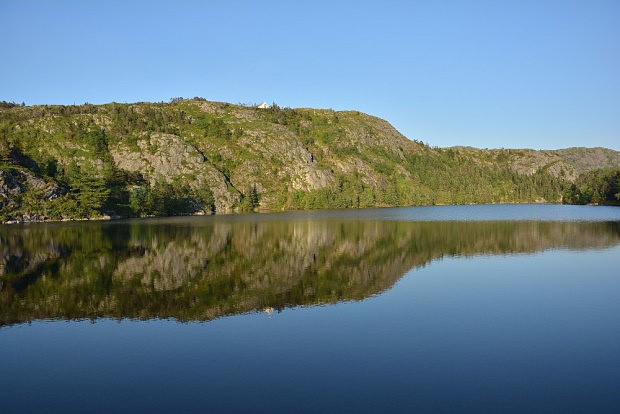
[1,204,619,413]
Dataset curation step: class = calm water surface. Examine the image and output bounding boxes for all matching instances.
[1,204,619,413]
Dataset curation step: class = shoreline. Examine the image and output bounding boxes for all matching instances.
[4,201,616,226]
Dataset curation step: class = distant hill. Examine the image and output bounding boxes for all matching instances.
[449,145,620,181]
[1,98,619,222]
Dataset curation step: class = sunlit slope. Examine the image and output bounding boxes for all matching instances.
[2,99,619,221]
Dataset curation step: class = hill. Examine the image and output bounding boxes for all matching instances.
[449,145,620,181]
[1,98,619,222]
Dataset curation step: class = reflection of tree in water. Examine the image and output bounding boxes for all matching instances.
[1,219,619,326]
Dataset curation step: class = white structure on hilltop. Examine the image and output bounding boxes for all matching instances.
[257,102,268,109]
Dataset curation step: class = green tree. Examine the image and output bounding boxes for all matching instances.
[196,185,215,213]
[239,185,259,212]
[58,162,110,217]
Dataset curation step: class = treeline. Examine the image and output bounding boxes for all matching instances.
[563,168,620,205]
[0,101,25,109]
[281,168,564,210]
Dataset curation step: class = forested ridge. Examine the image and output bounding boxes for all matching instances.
[1,98,619,222]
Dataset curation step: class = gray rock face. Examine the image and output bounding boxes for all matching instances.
[232,124,334,192]
[0,169,65,221]
[110,133,239,212]
[0,170,23,201]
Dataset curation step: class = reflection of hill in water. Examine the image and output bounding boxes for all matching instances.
[1,219,619,326]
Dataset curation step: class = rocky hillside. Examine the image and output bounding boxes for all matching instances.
[1,99,619,221]
[449,146,620,181]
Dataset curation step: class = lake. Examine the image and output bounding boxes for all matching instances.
[1,204,619,413]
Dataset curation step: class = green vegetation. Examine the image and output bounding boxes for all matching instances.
[1,98,619,222]
[563,168,620,205]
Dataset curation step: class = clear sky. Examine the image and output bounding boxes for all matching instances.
[1,0,619,150]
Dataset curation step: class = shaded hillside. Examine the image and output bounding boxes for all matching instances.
[1,217,619,327]
[1,99,619,221]
[563,168,620,205]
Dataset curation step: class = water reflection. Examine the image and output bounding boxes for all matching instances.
[1,218,619,326]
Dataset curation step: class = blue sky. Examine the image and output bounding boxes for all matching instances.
[1,0,619,150]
